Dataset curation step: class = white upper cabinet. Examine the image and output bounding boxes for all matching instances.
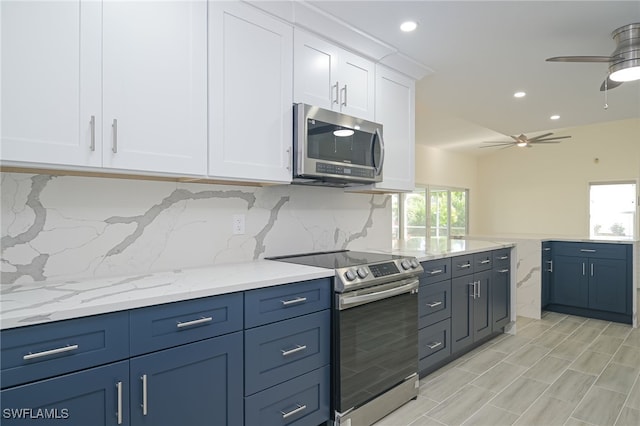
[372,65,416,192]
[1,0,207,176]
[102,1,207,175]
[209,1,293,183]
[1,0,101,167]
[294,30,375,121]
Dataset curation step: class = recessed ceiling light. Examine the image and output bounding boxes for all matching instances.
[400,21,418,32]
[550,115,560,120]
[513,91,526,98]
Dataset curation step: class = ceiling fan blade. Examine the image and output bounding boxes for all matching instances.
[600,77,624,91]
[527,132,554,141]
[534,136,572,142]
[480,143,514,148]
[530,141,561,144]
[481,141,512,144]
[546,56,613,63]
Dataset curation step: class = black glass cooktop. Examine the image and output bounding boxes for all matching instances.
[266,250,405,269]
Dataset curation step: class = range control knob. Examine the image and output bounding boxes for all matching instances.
[344,269,358,281]
[410,259,420,269]
[401,260,412,270]
[357,267,369,279]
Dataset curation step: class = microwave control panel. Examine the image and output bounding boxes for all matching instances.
[316,162,374,178]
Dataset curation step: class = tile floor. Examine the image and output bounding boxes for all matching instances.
[374,309,640,426]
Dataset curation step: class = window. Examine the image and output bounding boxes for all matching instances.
[392,186,469,249]
[589,182,636,240]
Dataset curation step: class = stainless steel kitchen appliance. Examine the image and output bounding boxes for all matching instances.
[293,103,385,187]
[267,250,423,425]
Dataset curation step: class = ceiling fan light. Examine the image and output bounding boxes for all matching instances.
[610,65,640,82]
[516,142,528,147]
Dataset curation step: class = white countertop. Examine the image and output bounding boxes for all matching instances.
[392,239,515,262]
[0,260,333,330]
[1,239,519,331]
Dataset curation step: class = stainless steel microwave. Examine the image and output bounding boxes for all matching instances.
[293,103,384,187]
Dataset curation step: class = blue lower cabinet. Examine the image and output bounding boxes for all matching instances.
[244,310,330,396]
[129,332,243,426]
[419,319,451,371]
[0,361,129,426]
[588,257,628,314]
[244,366,330,426]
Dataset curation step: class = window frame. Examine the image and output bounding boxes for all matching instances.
[392,185,469,249]
[588,180,637,241]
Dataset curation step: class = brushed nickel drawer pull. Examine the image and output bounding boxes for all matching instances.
[429,269,443,275]
[112,119,118,153]
[116,381,123,425]
[281,344,307,357]
[89,115,96,151]
[498,255,509,260]
[141,374,148,416]
[497,269,509,273]
[479,259,491,264]
[427,342,442,349]
[458,263,471,269]
[281,404,307,419]
[426,301,443,308]
[281,297,307,306]
[176,316,213,328]
[23,344,79,360]
[580,249,596,253]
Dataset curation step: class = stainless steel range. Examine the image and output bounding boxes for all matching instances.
[268,250,423,425]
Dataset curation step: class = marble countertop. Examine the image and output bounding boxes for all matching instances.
[392,239,515,262]
[467,234,636,244]
[1,239,520,331]
[0,260,333,330]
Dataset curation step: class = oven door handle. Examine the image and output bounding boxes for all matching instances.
[339,279,418,310]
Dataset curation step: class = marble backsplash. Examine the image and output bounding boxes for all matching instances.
[1,173,391,285]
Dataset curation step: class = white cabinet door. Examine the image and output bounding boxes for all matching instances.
[1,0,101,167]
[339,49,375,121]
[373,65,416,192]
[102,0,207,176]
[293,30,374,121]
[293,31,338,111]
[209,1,293,183]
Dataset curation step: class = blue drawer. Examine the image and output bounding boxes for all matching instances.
[474,251,493,272]
[451,254,474,277]
[0,312,129,389]
[129,292,243,356]
[244,310,330,395]
[420,258,452,285]
[552,241,628,260]
[419,280,451,329]
[419,319,451,372]
[492,248,511,269]
[245,365,330,426]
[244,278,331,328]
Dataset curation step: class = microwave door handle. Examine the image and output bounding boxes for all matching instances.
[374,128,385,176]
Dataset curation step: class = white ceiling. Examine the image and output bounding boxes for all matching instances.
[308,0,640,153]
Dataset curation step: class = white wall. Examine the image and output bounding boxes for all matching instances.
[475,118,640,237]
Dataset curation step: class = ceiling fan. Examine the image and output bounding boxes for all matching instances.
[546,23,640,91]
[480,132,571,149]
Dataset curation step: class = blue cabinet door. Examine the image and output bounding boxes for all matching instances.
[541,244,552,308]
[1,361,129,426]
[129,331,243,426]
[551,255,588,308]
[492,267,510,331]
[451,275,473,353]
[588,258,628,314]
[473,270,492,341]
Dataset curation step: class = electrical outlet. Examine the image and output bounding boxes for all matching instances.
[232,214,245,235]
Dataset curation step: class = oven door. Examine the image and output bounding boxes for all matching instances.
[334,278,418,414]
